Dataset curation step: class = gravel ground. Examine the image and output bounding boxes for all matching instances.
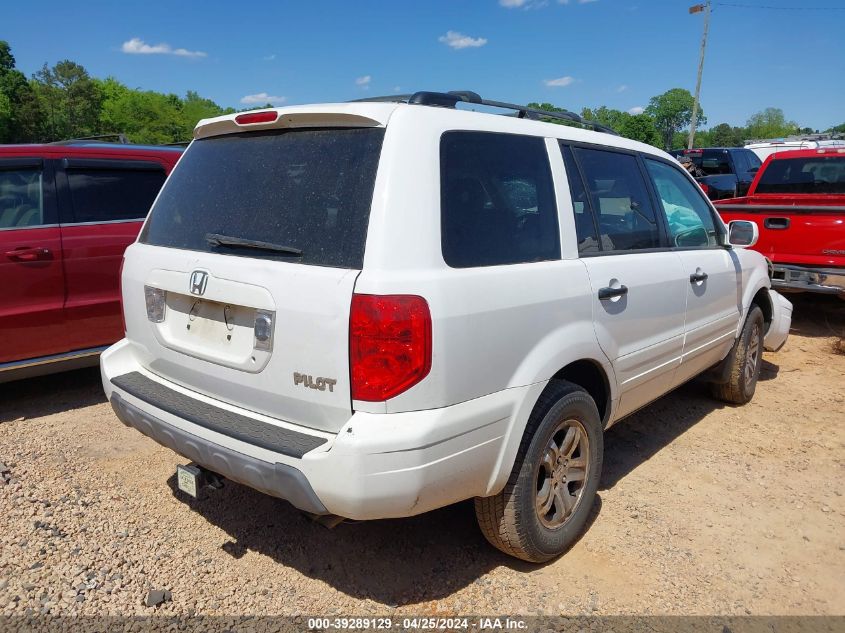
[0,294,843,618]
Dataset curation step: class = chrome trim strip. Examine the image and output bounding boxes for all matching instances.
[0,346,109,372]
[60,218,145,227]
[0,224,59,232]
[0,218,143,232]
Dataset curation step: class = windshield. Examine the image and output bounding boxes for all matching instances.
[755,156,845,194]
[140,127,385,268]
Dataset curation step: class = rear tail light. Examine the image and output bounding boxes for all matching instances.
[235,111,278,125]
[699,182,710,195]
[350,294,432,402]
[144,286,167,323]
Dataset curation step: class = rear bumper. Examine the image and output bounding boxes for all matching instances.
[763,290,792,353]
[101,339,533,520]
[771,264,845,295]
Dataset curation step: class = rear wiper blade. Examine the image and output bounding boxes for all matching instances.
[205,233,302,256]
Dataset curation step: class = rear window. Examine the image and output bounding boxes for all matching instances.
[755,156,845,194]
[140,127,385,268]
[690,150,732,176]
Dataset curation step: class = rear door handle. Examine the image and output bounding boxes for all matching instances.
[4,246,52,262]
[598,285,628,300]
[764,217,790,230]
[690,271,709,283]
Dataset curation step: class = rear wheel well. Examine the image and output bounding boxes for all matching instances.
[551,360,610,426]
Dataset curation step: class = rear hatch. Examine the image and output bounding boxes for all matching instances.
[122,120,386,433]
[716,153,845,267]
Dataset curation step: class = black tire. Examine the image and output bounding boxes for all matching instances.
[474,380,603,563]
[711,305,765,405]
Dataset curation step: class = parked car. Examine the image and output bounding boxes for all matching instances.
[716,148,845,297]
[678,147,762,200]
[0,141,182,382]
[745,139,845,162]
[101,92,792,562]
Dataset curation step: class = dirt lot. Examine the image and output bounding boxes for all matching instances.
[1,295,843,618]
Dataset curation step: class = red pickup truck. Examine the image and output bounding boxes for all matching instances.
[0,141,181,382]
[715,148,845,298]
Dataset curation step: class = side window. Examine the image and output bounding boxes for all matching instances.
[0,168,44,229]
[440,131,560,268]
[560,144,600,253]
[66,168,166,223]
[645,159,719,248]
[746,150,762,170]
[572,147,661,251]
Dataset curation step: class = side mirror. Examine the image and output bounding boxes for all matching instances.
[727,220,759,248]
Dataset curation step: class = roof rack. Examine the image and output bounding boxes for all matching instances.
[49,133,130,146]
[351,90,618,135]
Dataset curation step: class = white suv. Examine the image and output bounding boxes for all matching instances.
[101,91,792,562]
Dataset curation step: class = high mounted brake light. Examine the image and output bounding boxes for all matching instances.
[235,111,278,125]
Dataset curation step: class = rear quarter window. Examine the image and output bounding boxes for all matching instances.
[440,131,560,268]
[140,127,385,269]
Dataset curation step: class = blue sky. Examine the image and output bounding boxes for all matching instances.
[4,0,844,130]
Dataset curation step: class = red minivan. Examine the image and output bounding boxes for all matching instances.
[0,141,182,382]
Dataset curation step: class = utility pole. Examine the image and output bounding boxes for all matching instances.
[688,1,711,150]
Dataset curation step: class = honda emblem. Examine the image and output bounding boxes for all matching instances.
[189,270,208,296]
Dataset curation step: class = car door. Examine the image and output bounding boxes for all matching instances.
[562,144,687,419]
[643,157,742,384]
[0,157,67,365]
[55,156,167,351]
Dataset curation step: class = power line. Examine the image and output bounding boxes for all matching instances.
[715,2,845,10]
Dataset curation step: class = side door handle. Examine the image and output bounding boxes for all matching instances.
[763,217,790,230]
[4,246,52,262]
[598,285,628,300]
[690,271,709,283]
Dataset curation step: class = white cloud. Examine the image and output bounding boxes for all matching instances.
[393,86,402,92]
[121,37,206,58]
[240,92,286,105]
[617,84,628,93]
[628,106,645,115]
[263,54,276,61]
[500,0,549,8]
[559,0,599,3]
[439,31,488,50]
[544,76,575,87]
[355,75,372,86]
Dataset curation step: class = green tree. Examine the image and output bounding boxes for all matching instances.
[581,106,629,131]
[0,40,43,142]
[645,88,704,150]
[619,113,660,147]
[708,122,746,147]
[745,107,798,140]
[181,90,234,139]
[33,60,102,140]
[97,77,184,143]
